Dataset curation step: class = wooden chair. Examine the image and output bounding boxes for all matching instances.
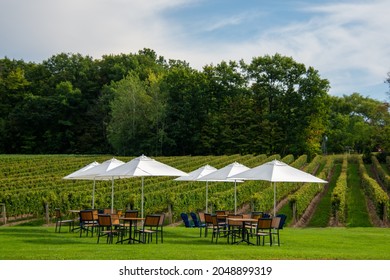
[251,218,272,246]
[110,213,121,228]
[246,211,263,234]
[203,213,214,237]
[137,215,161,244]
[79,210,98,237]
[210,215,228,243]
[103,208,116,214]
[226,214,243,243]
[215,210,228,226]
[97,214,123,244]
[271,214,287,246]
[54,208,74,233]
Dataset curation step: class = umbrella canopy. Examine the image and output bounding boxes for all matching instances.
[80,158,125,179]
[63,161,100,180]
[174,164,217,181]
[63,161,102,208]
[197,162,249,214]
[100,155,188,217]
[71,158,125,211]
[230,159,327,216]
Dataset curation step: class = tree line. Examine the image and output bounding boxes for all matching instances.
[1,49,389,158]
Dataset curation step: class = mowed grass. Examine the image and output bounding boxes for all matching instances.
[308,164,341,227]
[0,225,389,260]
[347,163,372,227]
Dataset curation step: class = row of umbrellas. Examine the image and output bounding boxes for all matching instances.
[63,155,187,218]
[64,155,327,217]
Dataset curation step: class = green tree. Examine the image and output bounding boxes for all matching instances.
[243,54,330,157]
[107,72,165,155]
[326,93,390,154]
[162,62,209,155]
[201,61,254,155]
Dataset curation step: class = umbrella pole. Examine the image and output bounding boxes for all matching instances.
[206,181,208,213]
[141,177,144,218]
[111,177,114,213]
[273,182,276,217]
[234,180,237,215]
[92,179,96,209]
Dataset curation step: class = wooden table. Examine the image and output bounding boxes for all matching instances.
[119,217,145,244]
[227,218,258,245]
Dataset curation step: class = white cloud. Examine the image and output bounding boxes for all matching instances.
[0,0,191,60]
[174,0,390,99]
[1,0,389,100]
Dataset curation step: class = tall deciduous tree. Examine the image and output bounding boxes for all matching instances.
[107,71,166,156]
[162,62,209,155]
[327,93,390,155]
[243,54,330,157]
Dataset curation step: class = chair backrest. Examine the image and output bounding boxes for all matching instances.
[271,217,281,229]
[144,215,160,228]
[211,215,217,226]
[79,210,94,222]
[125,210,138,218]
[204,213,213,225]
[211,215,223,227]
[55,208,62,219]
[190,212,200,227]
[158,213,165,227]
[276,214,287,229]
[198,212,205,223]
[111,214,120,225]
[257,218,272,230]
[180,213,192,227]
[103,208,116,214]
[98,214,112,227]
[215,210,228,216]
[92,209,98,220]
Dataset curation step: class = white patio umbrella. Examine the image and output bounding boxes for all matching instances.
[68,158,125,211]
[197,162,249,214]
[63,161,101,180]
[100,155,188,218]
[63,161,101,208]
[174,164,217,181]
[230,159,328,216]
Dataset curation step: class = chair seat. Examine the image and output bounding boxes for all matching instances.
[249,218,272,246]
[139,229,156,234]
[138,215,161,244]
[97,214,124,244]
[54,208,75,233]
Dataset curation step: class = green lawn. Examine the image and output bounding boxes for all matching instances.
[347,163,372,227]
[307,164,341,227]
[0,225,389,260]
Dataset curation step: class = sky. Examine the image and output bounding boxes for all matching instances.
[1,0,389,101]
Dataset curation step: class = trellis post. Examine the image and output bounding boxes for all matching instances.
[0,203,6,224]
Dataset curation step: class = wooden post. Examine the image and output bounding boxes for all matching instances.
[0,203,6,224]
[292,201,297,223]
[167,204,172,224]
[45,203,50,224]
